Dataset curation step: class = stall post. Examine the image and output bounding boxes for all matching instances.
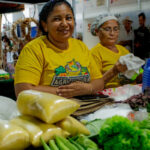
[0,14,2,68]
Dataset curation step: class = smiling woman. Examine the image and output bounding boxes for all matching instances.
[14,0,104,98]
[40,2,75,49]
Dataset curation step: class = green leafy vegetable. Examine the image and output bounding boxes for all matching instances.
[85,119,105,137]
[138,113,150,129]
[98,116,150,150]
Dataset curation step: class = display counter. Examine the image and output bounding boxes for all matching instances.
[79,84,143,121]
[0,83,148,150]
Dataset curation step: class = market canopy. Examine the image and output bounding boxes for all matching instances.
[0,3,24,14]
[0,0,50,14]
[0,0,49,4]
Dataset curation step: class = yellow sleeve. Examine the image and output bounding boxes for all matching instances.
[91,48,103,73]
[14,45,43,85]
[89,51,103,80]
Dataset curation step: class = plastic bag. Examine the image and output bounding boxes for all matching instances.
[119,53,145,79]
[100,84,142,101]
[79,104,133,122]
[0,119,30,150]
[17,90,80,123]
[0,96,20,120]
[11,115,70,147]
[56,116,90,136]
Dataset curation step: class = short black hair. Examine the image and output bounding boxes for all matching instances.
[39,0,75,35]
[138,12,146,20]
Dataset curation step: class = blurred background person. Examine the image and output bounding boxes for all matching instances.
[2,35,15,77]
[118,16,134,53]
[134,12,150,60]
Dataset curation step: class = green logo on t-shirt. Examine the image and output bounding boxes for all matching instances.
[51,59,90,86]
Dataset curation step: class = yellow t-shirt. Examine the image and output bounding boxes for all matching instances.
[91,43,129,88]
[15,36,102,86]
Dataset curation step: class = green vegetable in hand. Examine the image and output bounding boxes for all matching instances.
[98,115,150,150]
[40,137,51,150]
[49,139,59,150]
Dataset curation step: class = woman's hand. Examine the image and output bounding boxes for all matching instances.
[56,81,93,98]
[103,61,127,84]
[115,61,127,73]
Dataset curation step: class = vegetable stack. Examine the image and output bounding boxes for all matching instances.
[98,116,150,150]
[41,134,100,150]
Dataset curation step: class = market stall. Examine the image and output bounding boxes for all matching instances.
[0,2,25,99]
[0,0,150,150]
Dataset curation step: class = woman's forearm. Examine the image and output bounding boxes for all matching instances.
[15,78,104,98]
[103,66,119,84]
[90,78,104,94]
[15,83,58,97]
[103,62,127,84]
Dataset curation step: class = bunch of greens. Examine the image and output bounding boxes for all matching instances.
[98,116,150,150]
[138,113,150,129]
[40,134,100,150]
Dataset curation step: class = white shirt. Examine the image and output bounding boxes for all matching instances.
[118,26,134,52]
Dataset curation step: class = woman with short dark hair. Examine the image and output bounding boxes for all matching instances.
[14,0,104,98]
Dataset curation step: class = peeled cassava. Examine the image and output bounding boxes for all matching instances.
[17,90,80,123]
[56,116,90,136]
[0,120,30,150]
[11,115,70,147]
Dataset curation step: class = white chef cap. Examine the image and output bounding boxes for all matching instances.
[97,15,118,29]
[90,14,118,36]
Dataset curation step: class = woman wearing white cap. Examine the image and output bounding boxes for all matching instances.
[91,15,130,89]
